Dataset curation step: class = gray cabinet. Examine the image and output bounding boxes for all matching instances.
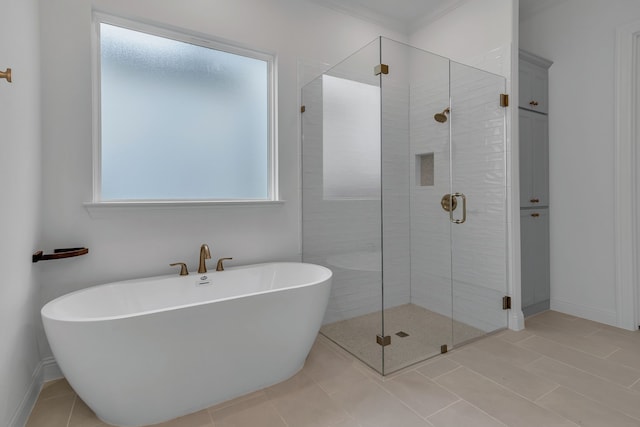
[519,51,552,114]
[520,50,552,317]
[519,109,549,208]
[520,209,550,315]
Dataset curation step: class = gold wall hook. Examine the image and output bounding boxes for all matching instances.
[0,68,12,83]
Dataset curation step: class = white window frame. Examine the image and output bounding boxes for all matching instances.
[89,12,278,206]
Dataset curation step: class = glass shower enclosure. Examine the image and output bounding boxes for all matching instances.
[301,37,508,375]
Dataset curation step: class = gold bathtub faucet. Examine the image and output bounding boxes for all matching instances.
[216,257,233,271]
[198,244,211,273]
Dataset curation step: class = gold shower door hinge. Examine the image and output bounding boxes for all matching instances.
[374,64,389,76]
[300,105,306,113]
[502,296,512,310]
[376,334,391,346]
[500,94,509,107]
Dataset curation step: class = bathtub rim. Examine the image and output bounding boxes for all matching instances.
[41,261,332,323]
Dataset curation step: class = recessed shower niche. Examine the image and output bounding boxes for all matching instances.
[416,153,434,187]
[301,37,508,375]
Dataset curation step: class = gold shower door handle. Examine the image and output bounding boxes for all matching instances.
[449,193,466,224]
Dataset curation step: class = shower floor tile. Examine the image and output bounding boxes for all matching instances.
[320,303,485,374]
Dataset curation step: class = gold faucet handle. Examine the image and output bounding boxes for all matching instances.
[170,262,189,276]
[216,257,233,271]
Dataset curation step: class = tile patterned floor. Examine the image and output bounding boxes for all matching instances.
[26,310,640,427]
[320,304,485,374]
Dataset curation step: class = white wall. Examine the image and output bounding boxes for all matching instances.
[410,0,514,78]
[37,0,407,358]
[520,0,640,326]
[0,0,43,425]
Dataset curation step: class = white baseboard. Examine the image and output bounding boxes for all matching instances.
[550,298,618,328]
[509,308,525,331]
[42,357,63,382]
[8,362,43,427]
[8,357,62,427]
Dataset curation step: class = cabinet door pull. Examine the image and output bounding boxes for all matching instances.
[531,213,540,217]
[530,198,540,203]
[529,100,539,106]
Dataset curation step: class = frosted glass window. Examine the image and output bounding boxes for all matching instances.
[98,21,272,201]
[322,75,380,200]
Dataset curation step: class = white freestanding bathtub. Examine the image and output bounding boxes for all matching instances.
[41,262,332,427]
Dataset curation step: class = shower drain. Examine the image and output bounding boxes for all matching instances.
[395,331,409,338]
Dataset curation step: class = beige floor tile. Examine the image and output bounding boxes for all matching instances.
[29,317,640,427]
[207,390,267,413]
[330,379,431,427]
[427,401,507,427]
[525,356,640,420]
[529,311,579,323]
[380,370,459,418]
[304,338,369,395]
[416,357,460,380]
[525,315,599,336]
[266,370,348,427]
[495,329,534,344]
[524,320,619,358]
[68,398,113,427]
[536,386,640,427]
[467,335,542,367]
[38,378,75,400]
[606,347,640,371]
[589,328,640,351]
[209,393,286,427]
[596,323,640,341]
[434,367,575,427]
[518,335,640,387]
[331,415,363,427]
[569,316,620,333]
[447,346,557,401]
[321,304,481,375]
[26,393,75,427]
[154,410,213,427]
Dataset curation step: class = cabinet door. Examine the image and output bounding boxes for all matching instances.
[520,209,550,311]
[519,59,549,114]
[519,109,549,208]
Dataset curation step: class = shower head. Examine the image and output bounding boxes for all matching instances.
[434,107,450,123]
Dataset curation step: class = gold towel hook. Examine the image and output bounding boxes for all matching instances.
[0,68,12,83]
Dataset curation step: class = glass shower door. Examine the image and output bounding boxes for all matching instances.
[302,37,509,376]
[449,62,509,345]
[381,38,454,373]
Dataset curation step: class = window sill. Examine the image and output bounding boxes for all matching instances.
[84,200,285,218]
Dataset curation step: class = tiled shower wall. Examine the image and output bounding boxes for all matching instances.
[410,60,508,334]
[302,71,412,325]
